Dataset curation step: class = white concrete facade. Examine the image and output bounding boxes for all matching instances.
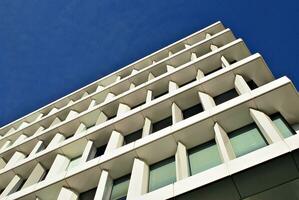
[0,21,298,200]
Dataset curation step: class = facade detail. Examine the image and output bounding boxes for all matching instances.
[0,21,299,200]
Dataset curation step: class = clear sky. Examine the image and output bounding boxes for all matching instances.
[0,0,298,126]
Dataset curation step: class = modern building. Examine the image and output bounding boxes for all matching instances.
[0,21,299,200]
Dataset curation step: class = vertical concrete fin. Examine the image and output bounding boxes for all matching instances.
[214,123,236,162]
[234,74,251,95]
[94,170,113,200]
[175,142,190,180]
[172,103,183,124]
[142,117,153,137]
[249,108,283,144]
[198,91,216,110]
[127,158,149,199]
[105,131,124,153]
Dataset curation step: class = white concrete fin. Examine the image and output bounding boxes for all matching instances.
[117,103,131,117]
[142,117,153,137]
[131,69,139,75]
[196,69,205,80]
[14,134,28,146]
[57,187,79,200]
[214,123,236,162]
[22,163,46,189]
[46,154,70,180]
[47,133,65,149]
[95,112,108,126]
[34,113,44,121]
[105,92,116,102]
[166,65,175,72]
[205,33,212,39]
[5,151,26,169]
[88,99,97,110]
[210,44,218,51]
[74,123,87,136]
[172,103,183,124]
[94,170,113,200]
[6,127,16,135]
[234,74,251,95]
[28,140,45,158]
[249,108,283,144]
[65,110,79,121]
[221,56,230,68]
[18,122,29,130]
[48,107,58,115]
[148,72,155,81]
[184,43,191,48]
[198,91,216,111]
[0,140,12,151]
[169,81,179,93]
[146,90,153,103]
[81,140,96,162]
[175,142,190,180]
[127,158,149,199]
[129,82,136,90]
[0,175,23,198]
[67,100,74,106]
[104,130,124,154]
[115,75,122,82]
[49,117,62,128]
[34,126,45,136]
[81,91,89,98]
[96,85,104,93]
[191,52,197,61]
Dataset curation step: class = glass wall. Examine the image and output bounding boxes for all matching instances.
[110,174,130,200]
[188,140,222,175]
[229,123,268,157]
[271,113,295,138]
[148,156,176,192]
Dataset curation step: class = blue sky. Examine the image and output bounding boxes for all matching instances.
[0,0,298,126]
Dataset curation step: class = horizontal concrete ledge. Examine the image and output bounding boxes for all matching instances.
[0,22,224,135]
[0,43,254,157]
[0,77,297,193]
[0,29,235,145]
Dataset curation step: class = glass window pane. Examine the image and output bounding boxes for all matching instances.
[110,175,130,200]
[149,157,176,192]
[188,141,222,175]
[124,129,142,144]
[67,156,81,171]
[214,89,239,105]
[229,124,268,157]
[272,114,295,138]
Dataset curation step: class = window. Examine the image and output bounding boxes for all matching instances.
[271,113,296,138]
[149,157,176,192]
[79,188,97,200]
[188,140,222,175]
[124,129,142,145]
[247,80,258,90]
[67,156,81,171]
[214,88,239,105]
[95,145,107,158]
[229,123,268,157]
[152,116,172,133]
[110,175,130,200]
[182,103,203,119]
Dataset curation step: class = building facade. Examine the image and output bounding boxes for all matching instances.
[0,21,299,200]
